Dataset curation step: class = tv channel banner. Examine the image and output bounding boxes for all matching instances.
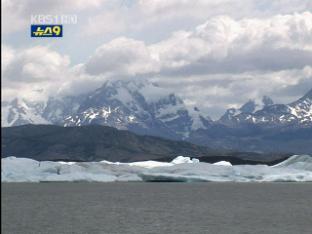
[31,25,63,37]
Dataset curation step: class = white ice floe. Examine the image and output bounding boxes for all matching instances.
[99,156,199,169]
[272,155,312,171]
[213,161,232,166]
[171,156,200,164]
[1,155,312,183]
[100,160,173,169]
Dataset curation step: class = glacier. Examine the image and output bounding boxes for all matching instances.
[1,155,312,183]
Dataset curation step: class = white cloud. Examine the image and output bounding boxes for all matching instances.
[84,12,312,77]
[3,46,70,82]
[1,45,113,101]
[85,37,159,76]
[2,45,72,101]
[80,0,312,40]
[1,45,15,72]
[151,12,312,74]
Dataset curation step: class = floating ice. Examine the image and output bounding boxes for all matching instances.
[213,161,232,166]
[272,155,312,171]
[2,155,312,183]
[100,160,172,169]
[99,156,199,169]
[171,156,197,164]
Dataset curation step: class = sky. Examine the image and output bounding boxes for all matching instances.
[2,0,312,119]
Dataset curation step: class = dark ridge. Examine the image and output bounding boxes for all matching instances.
[2,124,292,163]
[1,124,218,162]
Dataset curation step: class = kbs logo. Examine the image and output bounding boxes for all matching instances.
[31,25,63,37]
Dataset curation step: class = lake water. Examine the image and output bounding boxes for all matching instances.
[2,182,312,234]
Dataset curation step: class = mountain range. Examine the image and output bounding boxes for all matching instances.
[2,80,312,154]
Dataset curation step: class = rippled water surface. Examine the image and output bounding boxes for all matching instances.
[2,182,312,234]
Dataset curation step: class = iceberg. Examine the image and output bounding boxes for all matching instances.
[213,161,232,166]
[1,155,312,183]
[272,155,312,171]
[171,156,199,164]
[99,155,199,169]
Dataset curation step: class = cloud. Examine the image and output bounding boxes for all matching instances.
[152,12,312,75]
[84,12,312,77]
[80,0,312,40]
[85,37,159,76]
[1,45,15,72]
[2,45,72,101]
[1,45,111,101]
[3,46,70,82]
[136,0,312,31]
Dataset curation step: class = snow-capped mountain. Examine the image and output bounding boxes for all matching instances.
[219,89,312,127]
[1,99,49,126]
[63,80,211,139]
[288,89,312,125]
[1,80,211,140]
[1,82,312,153]
[1,81,311,141]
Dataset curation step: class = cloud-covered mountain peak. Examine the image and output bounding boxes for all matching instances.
[219,96,274,124]
[239,100,257,113]
[61,79,212,138]
[262,96,274,107]
[2,98,49,127]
